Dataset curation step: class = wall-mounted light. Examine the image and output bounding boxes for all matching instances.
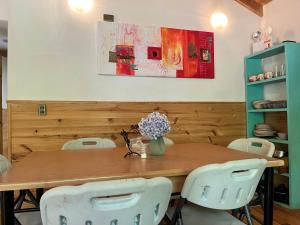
[68,0,94,13]
[210,12,228,30]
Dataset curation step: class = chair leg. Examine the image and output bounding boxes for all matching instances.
[178,212,184,225]
[244,205,254,225]
[170,198,185,225]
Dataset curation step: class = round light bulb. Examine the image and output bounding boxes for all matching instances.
[210,12,228,30]
[68,0,94,13]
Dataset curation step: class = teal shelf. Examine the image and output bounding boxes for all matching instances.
[267,138,289,144]
[248,108,287,113]
[247,76,286,86]
[245,42,300,209]
[246,43,285,59]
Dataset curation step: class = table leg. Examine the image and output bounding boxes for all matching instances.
[264,168,274,225]
[1,191,14,225]
[36,188,44,204]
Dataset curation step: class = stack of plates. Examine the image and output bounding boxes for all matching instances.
[254,124,276,137]
[252,100,271,109]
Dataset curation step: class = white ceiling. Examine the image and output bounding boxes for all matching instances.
[0,20,8,50]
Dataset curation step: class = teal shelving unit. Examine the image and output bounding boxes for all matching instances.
[245,42,300,209]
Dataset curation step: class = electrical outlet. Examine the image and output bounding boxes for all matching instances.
[38,104,47,116]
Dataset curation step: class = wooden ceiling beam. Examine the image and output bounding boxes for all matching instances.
[255,0,272,4]
[234,0,264,17]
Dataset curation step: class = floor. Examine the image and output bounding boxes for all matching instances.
[161,204,300,225]
[1,201,300,225]
[251,205,300,225]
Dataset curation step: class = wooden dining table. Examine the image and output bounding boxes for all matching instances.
[0,143,284,225]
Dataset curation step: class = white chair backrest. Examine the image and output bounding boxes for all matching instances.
[227,138,275,157]
[41,177,172,225]
[163,137,174,145]
[0,154,11,175]
[181,159,267,210]
[62,138,116,150]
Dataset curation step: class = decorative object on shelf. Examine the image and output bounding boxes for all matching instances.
[120,125,141,158]
[254,123,276,137]
[249,75,257,82]
[252,100,287,109]
[256,73,265,81]
[263,26,274,49]
[251,30,264,53]
[282,40,296,43]
[138,112,171,156]
[264,71,273,79]
[274,65,279,77]
[248,70,283,83]
[98,22,214,79]
[252,100,271,109]
[277,132,288,140]
[280,64,286,76]
[273,150,285,159]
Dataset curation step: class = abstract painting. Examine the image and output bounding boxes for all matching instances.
[98,22,214,79]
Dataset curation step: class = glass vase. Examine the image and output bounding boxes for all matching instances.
[148,137,166,156]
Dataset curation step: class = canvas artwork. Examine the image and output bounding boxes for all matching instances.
[98,22,214,79]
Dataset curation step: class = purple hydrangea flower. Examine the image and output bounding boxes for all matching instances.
[138,112,171,140]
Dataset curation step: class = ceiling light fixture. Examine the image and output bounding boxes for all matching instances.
[68,0,94,13]
[210,12,228,30]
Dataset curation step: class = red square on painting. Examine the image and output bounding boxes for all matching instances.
[147,47,162,60]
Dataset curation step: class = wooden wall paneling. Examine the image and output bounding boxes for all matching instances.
[7,101,246,161]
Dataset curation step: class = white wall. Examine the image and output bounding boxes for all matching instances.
[8,0,261,102]
[262,0,299,101]
[263,0,300,43]
[2,56,7,108]
[0,0,8,21]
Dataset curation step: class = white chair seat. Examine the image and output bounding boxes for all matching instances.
[15,211,42,225]
[168,203,246,225]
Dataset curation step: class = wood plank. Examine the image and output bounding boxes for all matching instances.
[7,101,246,161]
[235,0,263,16]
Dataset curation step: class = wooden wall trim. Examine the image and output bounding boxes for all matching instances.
[7,101,246,161]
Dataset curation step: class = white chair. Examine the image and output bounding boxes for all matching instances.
[168,159,267,225]
[163,137,174,145]
[62,137,117,150]
[227,138,275,224]
[40,177,172,225]
[228,138,275,157]
[0,154,11,174]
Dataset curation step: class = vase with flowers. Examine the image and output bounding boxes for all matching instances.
[138,112,171,156]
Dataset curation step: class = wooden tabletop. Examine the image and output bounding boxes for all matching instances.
[0,143,284,191]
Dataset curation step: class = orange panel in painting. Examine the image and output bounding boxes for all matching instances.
[116,45,135,76]
[182,30,199,78]
[161,28,184,70]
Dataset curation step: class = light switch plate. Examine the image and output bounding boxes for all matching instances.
[38,104,47,116]
[103,14,114,22]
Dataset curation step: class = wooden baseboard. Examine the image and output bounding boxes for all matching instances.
[7,101,246,161]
